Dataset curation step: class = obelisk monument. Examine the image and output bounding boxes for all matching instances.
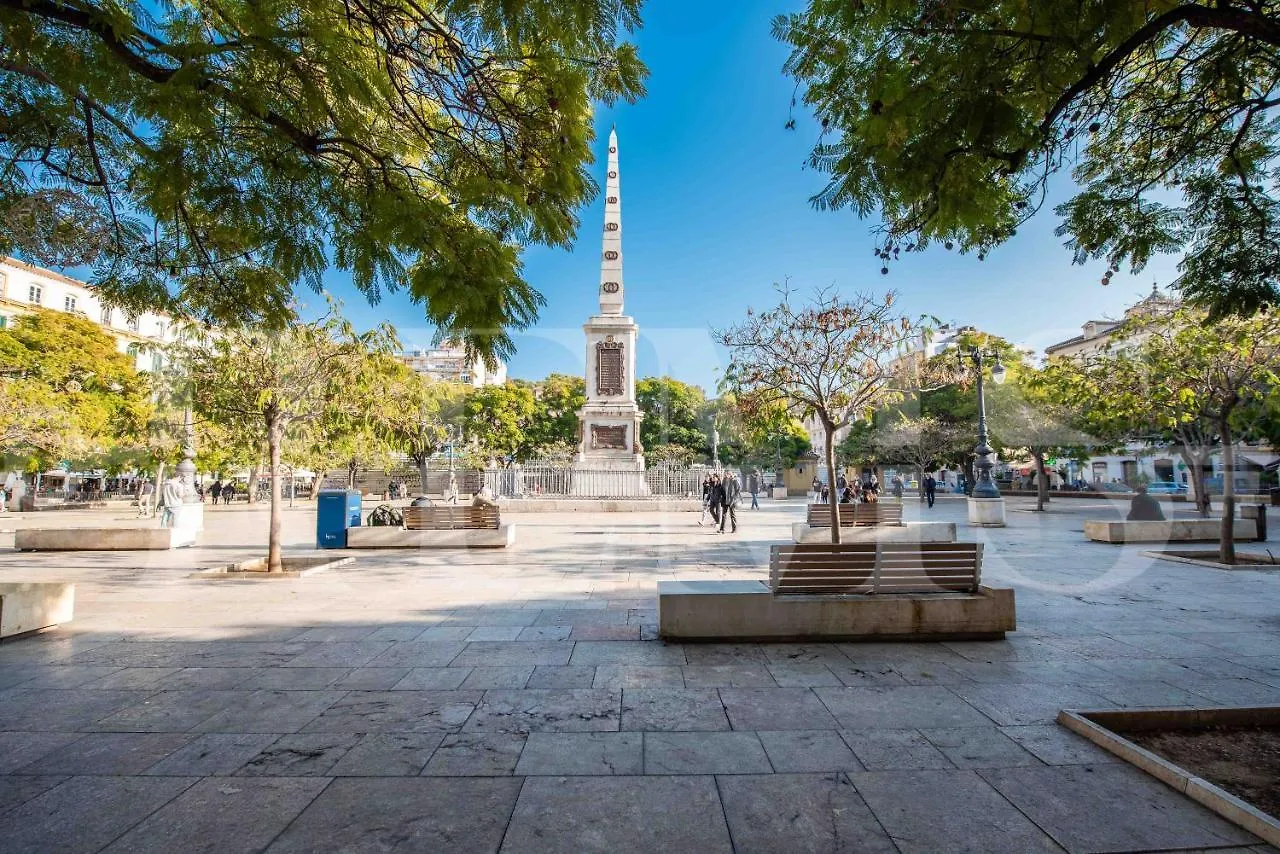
[573,127,648,495]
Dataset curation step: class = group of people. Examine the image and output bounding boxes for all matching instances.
[698,472,742,533]
[811,473,890,505]
[207,480,237,505]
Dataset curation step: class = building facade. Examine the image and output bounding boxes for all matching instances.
[398,343,506,387]
[1043,285,1276,491]
[0,256,175,372]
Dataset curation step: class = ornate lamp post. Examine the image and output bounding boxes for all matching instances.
[956,346,1007,524]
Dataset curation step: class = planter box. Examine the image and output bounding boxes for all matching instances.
[16,526,195,551]
[346,525,515,549]
[791,521,956,544]
[657,580,1014,641]
[1084,519,1259,544]
[0,582,74,639]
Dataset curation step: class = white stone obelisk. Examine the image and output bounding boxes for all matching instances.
[573,127,648,495]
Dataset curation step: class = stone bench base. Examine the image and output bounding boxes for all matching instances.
[658,580,1014,641]
[791,521,956,544]
[1084,519,1259,544]
[15,526,195,551]
[345,524,515,549]
[0,582,75,639]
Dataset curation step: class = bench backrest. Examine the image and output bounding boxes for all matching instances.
[402,505,500,530]
[806,503,904,527]
[769,542,982,595]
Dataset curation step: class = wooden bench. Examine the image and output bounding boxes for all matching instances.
[769,542,982,595]
[403,505,500,531]
[806,503,904,528]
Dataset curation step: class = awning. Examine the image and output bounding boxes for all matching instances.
[1238,452,1279,468]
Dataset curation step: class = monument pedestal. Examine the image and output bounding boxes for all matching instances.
[967,497,1006,527]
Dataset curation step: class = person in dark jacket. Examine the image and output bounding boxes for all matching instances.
[924,474,937,508]
[1126,485,1165,521]
[718,473,740,533]
[209,480,223,504]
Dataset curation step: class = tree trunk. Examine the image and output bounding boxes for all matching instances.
[153,461,166,517]
[267,419,284,573]
[416,456,430,497]
[823,417,841,545]
[1219,420,1236,565]
[247,464,260,504]
[1033,451,1048,512]
[917,464,926,503]
[346,459,358,491]
[1180,448,1211,517]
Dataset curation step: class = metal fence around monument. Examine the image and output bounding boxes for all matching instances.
[327,460,736,500]
[481,460,726,499]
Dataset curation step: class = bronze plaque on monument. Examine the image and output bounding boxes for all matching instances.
[590,425,628,450]
[596,339,624,396]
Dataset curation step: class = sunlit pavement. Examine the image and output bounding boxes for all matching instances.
[0,496,1275,852]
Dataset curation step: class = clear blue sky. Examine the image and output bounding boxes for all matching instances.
[325,0,1181,393]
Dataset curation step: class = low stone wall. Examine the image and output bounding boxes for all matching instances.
[791,522,956,544]
[1083,518,1260,544]
[346,525,515,549]
[15,526,196,550]
[0,582,74,638]
[495,499,700,513]
[658,580,1014,641]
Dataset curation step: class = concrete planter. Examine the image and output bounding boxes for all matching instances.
[346,525,515,549]
[190,555,353,580]
[16,526,196,551]
[967,497,1006,527]
[790,522,956,544]
[657,580,1015,641]
[0,582,74,639]
[1084,519,1259,544]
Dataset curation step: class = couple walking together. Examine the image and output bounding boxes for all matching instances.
[699,472,741,533]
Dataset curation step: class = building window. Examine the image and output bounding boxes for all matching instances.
[101,307,113,327]
[155,321,166,340]
[151,352,163,373]
[28,285,42,305]
[126,343,140,358]
[64,295,77,313]
[0,272,7,299]
[0,316,8,329]
[126,315,139,333]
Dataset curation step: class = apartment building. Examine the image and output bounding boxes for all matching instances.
[0,256,175,372]
[398,342,506,387]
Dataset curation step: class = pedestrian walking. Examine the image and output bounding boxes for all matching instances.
[699,475,720,527]
[222,482,235,505]
[717,472,740,533]
[892,476,904,501]
[209,480,223,504]
[811,476,821,503]
[748,471,760,509]
[137,479,154,517]
[924,473,937,508]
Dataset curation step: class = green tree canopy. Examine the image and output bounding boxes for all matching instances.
[526,373,586,454]
[637,376,709,460]
[1,0,647,357]
[463,381,538,463]
[776,1,1280,316]
[0,308,148,468]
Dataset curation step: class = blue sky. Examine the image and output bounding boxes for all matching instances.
[327,0,1182,393]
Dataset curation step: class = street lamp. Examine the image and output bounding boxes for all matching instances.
[956,346,1007,500]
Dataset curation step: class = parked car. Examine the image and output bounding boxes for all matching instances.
[1144,481,1188,495]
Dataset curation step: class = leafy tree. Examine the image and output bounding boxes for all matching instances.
[463,382,538,464]
[379,363,470,490]
[184,307,395,571]
[637,376,710,461]
[873,415,966,503]
[526,374,586,456]
[0,0,647,356]
[720,287,925,543]
[1049,307,1280,562]
[0,308,148,469]
[987,368,1096,511]
[775,1,1280,316]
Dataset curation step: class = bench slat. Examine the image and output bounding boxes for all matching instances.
[769,541,981,596]
[403,506,500,530]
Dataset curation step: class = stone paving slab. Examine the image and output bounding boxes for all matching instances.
[0,502,1274,851]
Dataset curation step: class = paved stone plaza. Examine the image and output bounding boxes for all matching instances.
[0,496,1276,852]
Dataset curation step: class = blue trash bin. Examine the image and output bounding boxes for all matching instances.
[316,489,362,548]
